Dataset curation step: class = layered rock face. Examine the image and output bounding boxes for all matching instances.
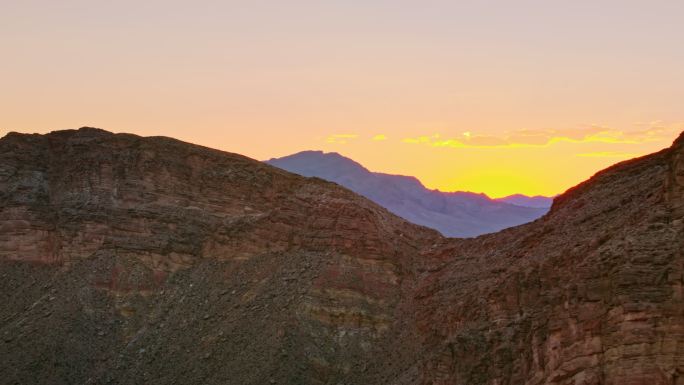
[0,128,682,385]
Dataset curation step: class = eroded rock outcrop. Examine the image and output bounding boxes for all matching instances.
[0,127,682,385]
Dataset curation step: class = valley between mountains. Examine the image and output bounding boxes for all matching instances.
[1,127,683,385]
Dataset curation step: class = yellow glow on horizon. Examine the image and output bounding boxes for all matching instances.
[316,126,681,198]
[401,126,675,150]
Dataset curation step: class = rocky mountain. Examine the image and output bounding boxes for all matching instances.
[1,127,683,385]
[495,194,554,208]
[267,151,549,237]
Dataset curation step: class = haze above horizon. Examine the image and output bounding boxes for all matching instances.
[1,1,683,197]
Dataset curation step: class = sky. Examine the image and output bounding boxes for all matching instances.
[1,1,683,198]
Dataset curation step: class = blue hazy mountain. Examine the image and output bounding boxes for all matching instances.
[266,151,550,237]
[495,194,554,208]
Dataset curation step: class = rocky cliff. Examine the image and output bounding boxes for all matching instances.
[0,127,682,385]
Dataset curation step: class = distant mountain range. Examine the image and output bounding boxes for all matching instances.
[266,150,552,237]
[495,194,554,208]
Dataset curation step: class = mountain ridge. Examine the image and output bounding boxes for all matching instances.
[495,193,554,208]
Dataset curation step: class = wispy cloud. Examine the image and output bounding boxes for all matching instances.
[575,151,640,158]
[402,124,680,149]
[326,134,358,144]
[372,134,388,141]
[402,134,441,144]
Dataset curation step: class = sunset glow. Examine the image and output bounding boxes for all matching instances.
[1,1,683,198]
[315,124,681,198]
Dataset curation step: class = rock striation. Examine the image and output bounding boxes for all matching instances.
[0,127,682,385]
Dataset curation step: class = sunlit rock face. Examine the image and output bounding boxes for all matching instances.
[0,127,682,385]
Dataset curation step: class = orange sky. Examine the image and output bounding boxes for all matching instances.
[1,1,683,197]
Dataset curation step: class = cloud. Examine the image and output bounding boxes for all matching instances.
[326,134,358,144]
[575,151,640,158]
[402,134,440,144]
[372,134,388,141]
[402,124,681,149]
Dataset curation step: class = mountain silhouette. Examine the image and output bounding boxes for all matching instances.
[495,193,554,208]
[267,150,549,237]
